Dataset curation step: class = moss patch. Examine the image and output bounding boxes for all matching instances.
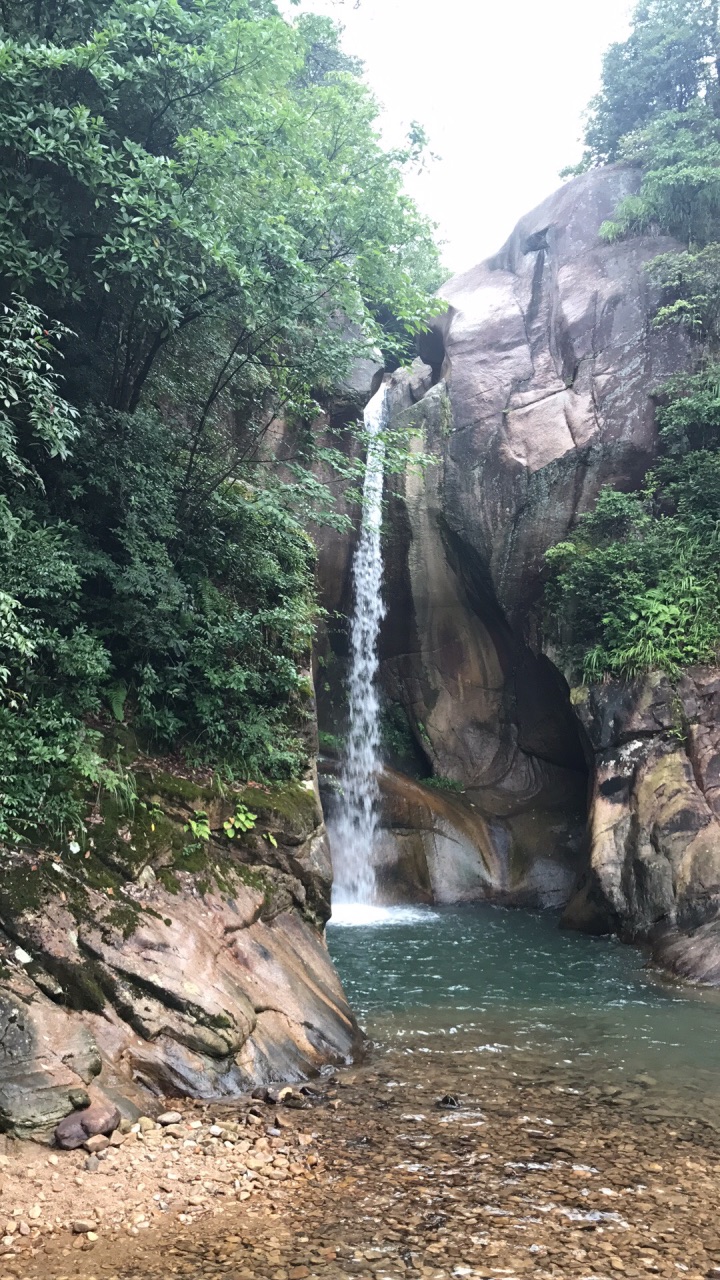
[233,781,320,838]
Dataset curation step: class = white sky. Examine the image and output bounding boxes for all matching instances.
[284,0,634,274]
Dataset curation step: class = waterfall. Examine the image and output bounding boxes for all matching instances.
[331,382,388,908]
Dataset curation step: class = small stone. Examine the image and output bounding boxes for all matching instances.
[18,1223,30,1237]
[157,1112,183,1127]
[47,1155,59,1166]
[86,1232,98,1242]
[108,1131,125,1147]
[137,1116,155,1133]
[281,1091,307,1110]
[84,1134,110,1154]
[84,1156,100,1173]
[71,1220,95,1235]
[633,1073,658,1089]
[28,1207,41,1221]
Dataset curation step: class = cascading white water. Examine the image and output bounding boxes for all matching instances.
[330,382,388,910]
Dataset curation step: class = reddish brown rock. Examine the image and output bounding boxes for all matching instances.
[55,1101,120,1150]
[0,772,360,1139]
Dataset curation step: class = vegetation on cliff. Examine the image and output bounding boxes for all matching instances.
[0,0,441,842]
[548,0,720,681]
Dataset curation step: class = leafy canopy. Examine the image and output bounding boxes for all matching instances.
[0,0,442,841]
[571,0,720,171]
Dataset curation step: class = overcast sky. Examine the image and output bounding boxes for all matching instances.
[284,0,634,274]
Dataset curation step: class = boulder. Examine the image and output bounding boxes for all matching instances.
[0,977,101,1140]
[319,164,720,948]
[430,165,689,632]
[372,769,580,910]
[56,1101,120,1150]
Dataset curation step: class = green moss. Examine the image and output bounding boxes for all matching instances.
[138,769,215,806]
[424,777,465,794]
[233,781,319,832]
[0,862,58,919]
[91,790,185,880]
[438,389,453,437]
[175,840,211,874]
[103,903,142,940]
[33,951,109,1014]
[157,867,181,894]
[235,862,269,893]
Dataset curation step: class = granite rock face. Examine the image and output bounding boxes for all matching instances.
[0,771,360,1140]
[563,671,720,943]
[348,165,720,945]
[429,165,688,632]
[374,769,579,910]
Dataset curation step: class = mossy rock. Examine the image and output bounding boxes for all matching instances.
[90,793,186,881]
[232,781,321,844]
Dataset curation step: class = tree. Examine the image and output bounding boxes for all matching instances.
[0,0,443,840]
[573,0,720,168]
[0,0,440,417]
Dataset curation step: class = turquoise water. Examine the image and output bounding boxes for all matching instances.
[327,905,720,1111]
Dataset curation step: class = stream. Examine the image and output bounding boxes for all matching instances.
[328,904,720,1129]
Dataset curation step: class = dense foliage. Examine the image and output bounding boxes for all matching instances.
[0,0,441,841]
[548,0,720,682]
[570,0,720,171]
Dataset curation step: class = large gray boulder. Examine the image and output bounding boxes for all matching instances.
[430,164,688,632]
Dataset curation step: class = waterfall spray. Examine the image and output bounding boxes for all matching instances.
[331,382,388,907]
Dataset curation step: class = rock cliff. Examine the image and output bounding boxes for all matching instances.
[338,164,720,962]
[0,766,360,1140]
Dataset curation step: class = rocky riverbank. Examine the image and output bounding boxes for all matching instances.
[0,761,360,1140]
[5,1032,720,1280]
[0,1090,322,1262]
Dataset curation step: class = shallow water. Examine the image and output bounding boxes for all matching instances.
[327,904,720,1119]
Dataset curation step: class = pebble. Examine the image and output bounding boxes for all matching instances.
[83,1135,109,1154]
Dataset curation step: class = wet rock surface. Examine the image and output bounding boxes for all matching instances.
[5,1033,720,1280]
[333,165,720,957]
[374,770,579,910]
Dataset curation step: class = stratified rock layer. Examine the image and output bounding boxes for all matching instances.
[0,770,360,1140]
